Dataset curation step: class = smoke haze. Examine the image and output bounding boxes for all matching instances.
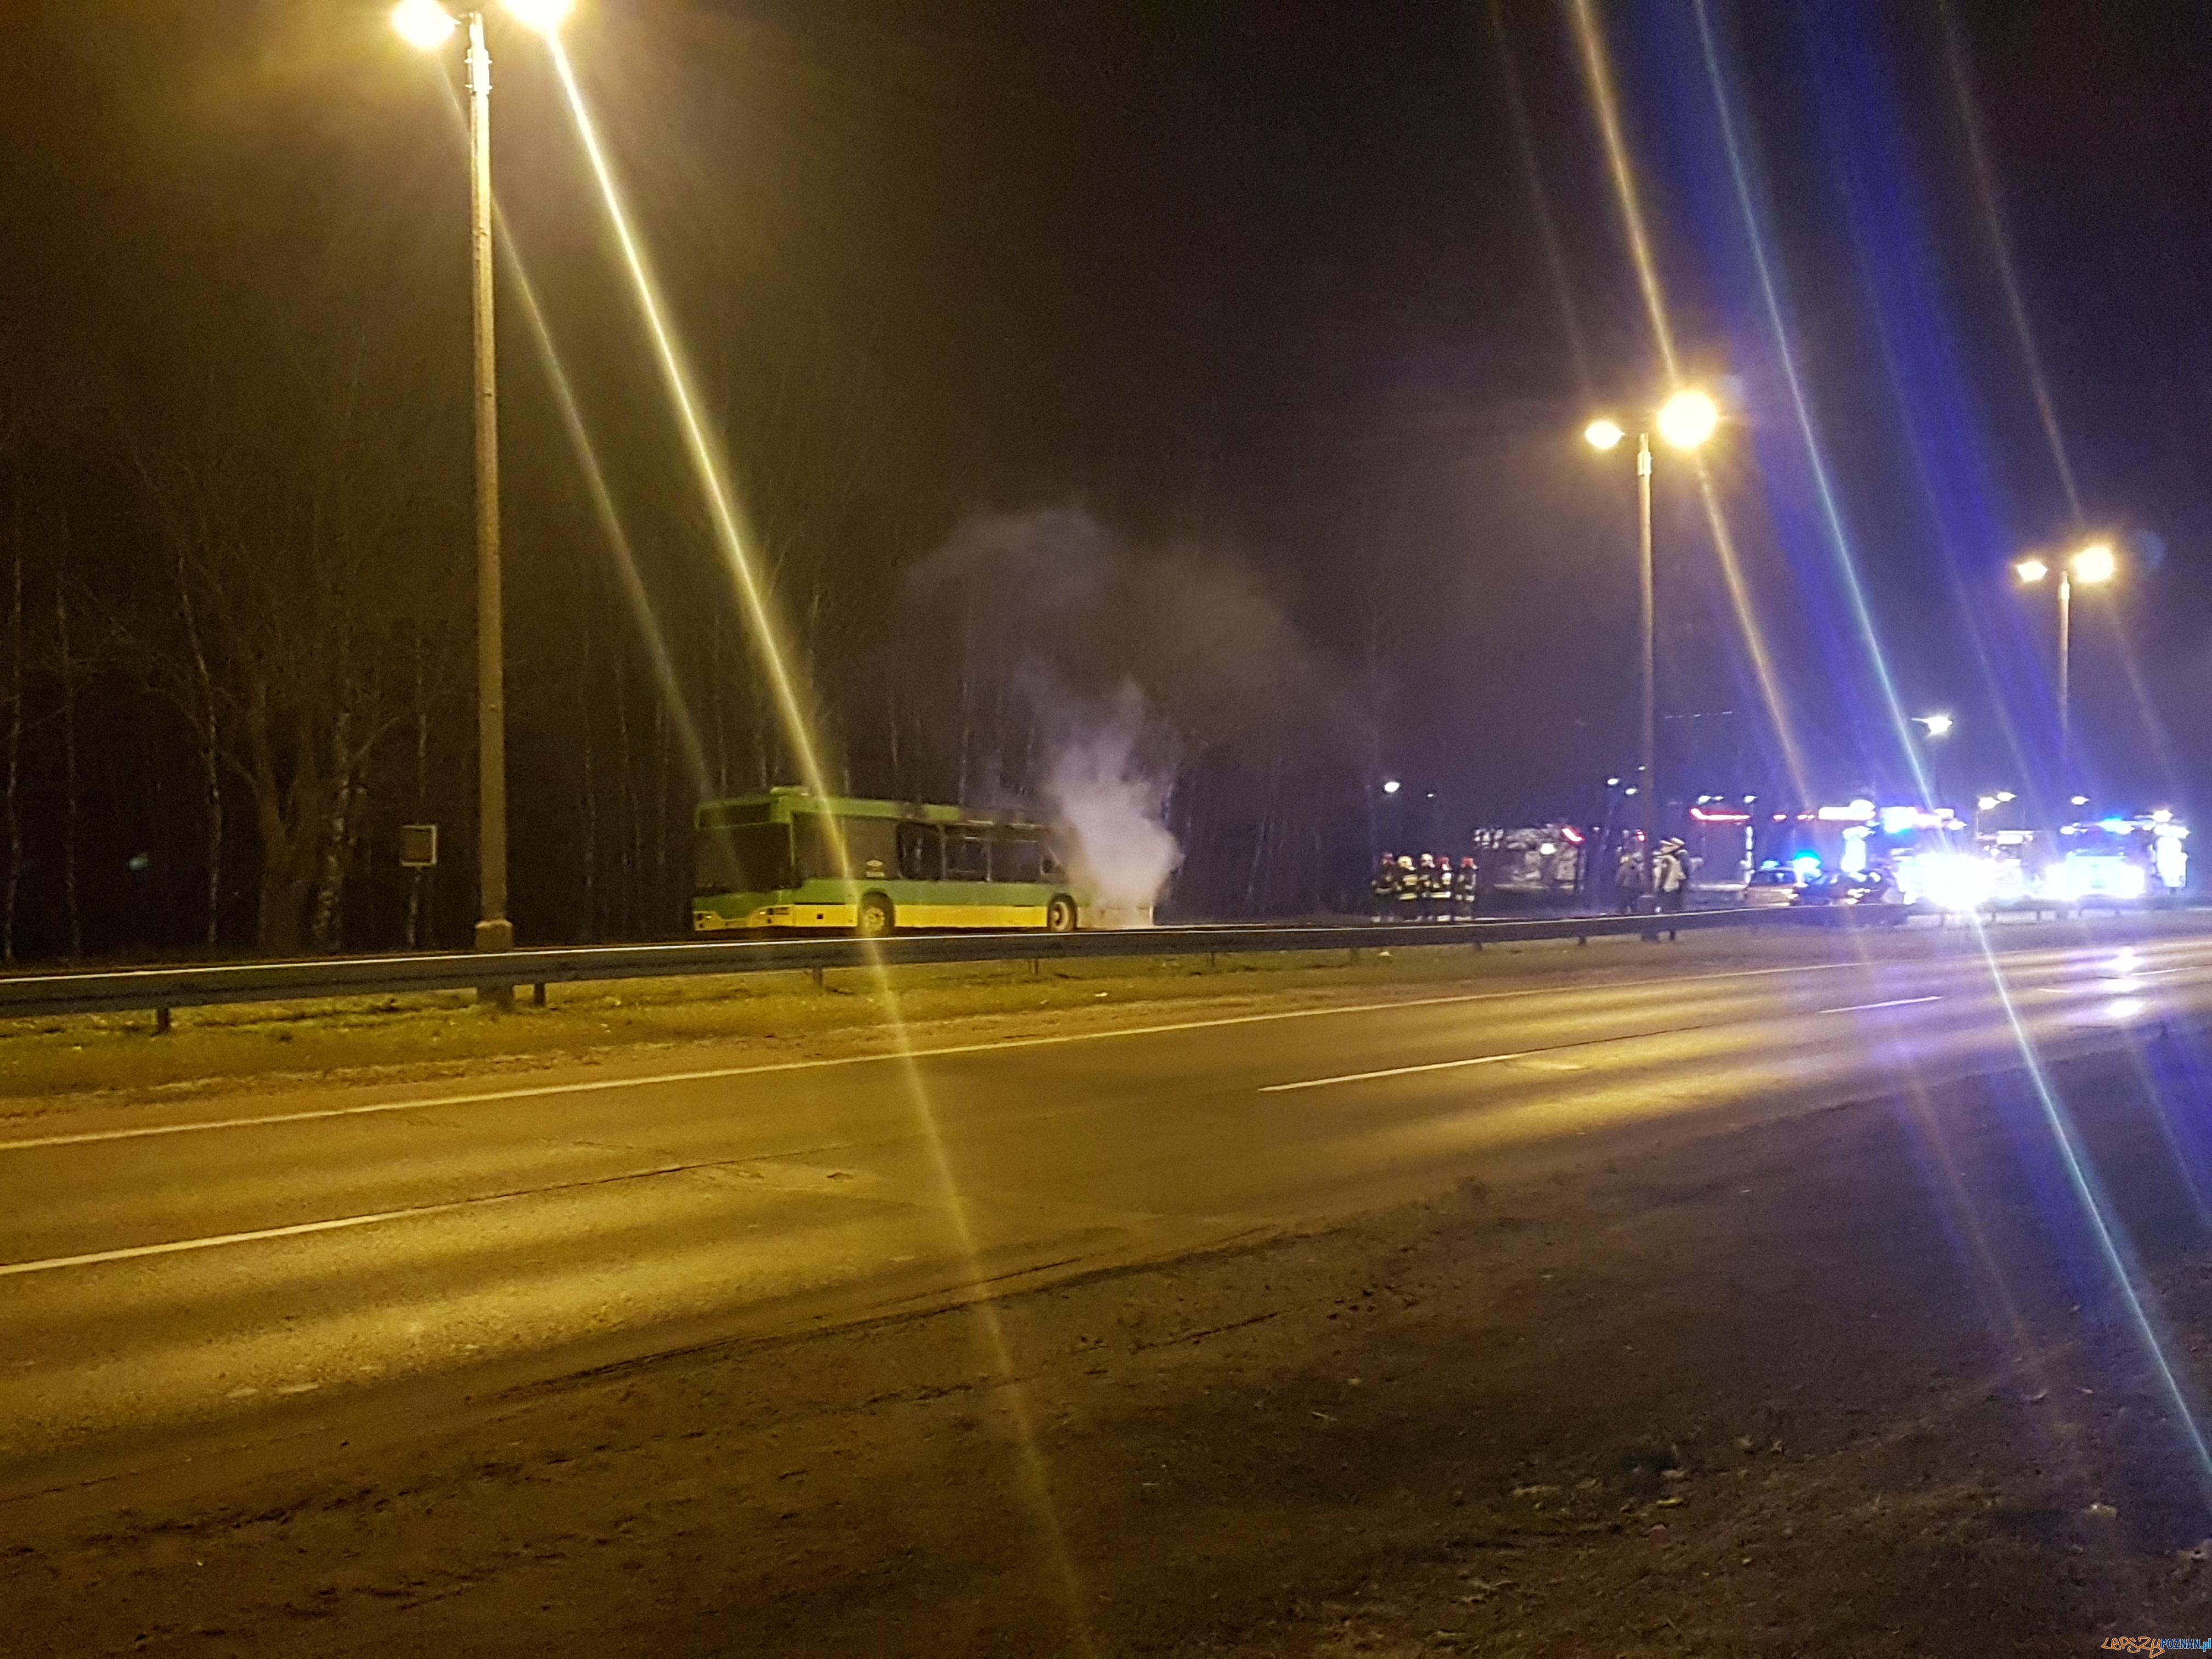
[898,509,1363,918]
[1034,681,1181,926]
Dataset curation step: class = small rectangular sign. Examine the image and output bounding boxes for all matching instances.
[399,823,439,869]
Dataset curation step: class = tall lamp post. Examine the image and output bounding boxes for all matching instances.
[1584,388,1720,895]
[1911,711,1953,809]
[2014,541,2115,799]
[393,0,573,983]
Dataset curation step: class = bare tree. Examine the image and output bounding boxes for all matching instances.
[2,501,21,964]
[52,546,80,958]
[130,335,462,956]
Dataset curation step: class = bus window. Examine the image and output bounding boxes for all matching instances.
[897,821,942,881]
[946,830,990,881]
[992,833,1043,883]
[694,822,792,895]
[840,816,898,879]
[793,813,846,881]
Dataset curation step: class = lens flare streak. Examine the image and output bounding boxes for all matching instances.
[544,43,1099,1647]
[1568,0,1811,803]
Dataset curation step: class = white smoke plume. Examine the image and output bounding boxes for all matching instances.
[1039,682,1181,929]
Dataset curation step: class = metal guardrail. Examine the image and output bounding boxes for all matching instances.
[0,907,1819,1025]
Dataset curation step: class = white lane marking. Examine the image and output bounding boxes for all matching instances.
[0,1157,719,1279]
[1261,1050,1539,1093]
[1818,996,1942,1015]
[0,958,1887,1153]
[0,1200,466,1280]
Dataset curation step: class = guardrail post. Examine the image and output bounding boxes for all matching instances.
[1347,947,1359,966]
[809,966,825,992]
[154,1007,172,1036]
[1028,957,1040,979]
[531,983,547,1007]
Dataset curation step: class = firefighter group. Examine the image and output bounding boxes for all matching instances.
[1368,852,1482,921]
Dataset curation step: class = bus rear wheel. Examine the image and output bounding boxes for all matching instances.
[1046,895,1077,933]
[855,894,895,938]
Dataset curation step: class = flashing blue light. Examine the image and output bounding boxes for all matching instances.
[1791,853,1823,879]
[2098,817,2131,834]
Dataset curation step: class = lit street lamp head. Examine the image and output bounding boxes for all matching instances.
[505,0,575,31]
[2013,556,2049,584]
[1583,418,1626,452]
[1916,712,1954,738]
[391,0,458,49]
[2070,542,2117,584]
[1656,388,1718,450]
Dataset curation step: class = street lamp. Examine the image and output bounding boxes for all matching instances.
[1585,387,1720,896]
[394,0,573,990]
[1914,712,1953,739]
[2015,541,2116,798]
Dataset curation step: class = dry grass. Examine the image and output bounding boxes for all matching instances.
[1,910,2199,1115]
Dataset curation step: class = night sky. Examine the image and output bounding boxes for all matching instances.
[1,0,2208,949]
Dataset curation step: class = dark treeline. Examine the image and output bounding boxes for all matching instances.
[0,2,1630,964]
[16,2,2188,962]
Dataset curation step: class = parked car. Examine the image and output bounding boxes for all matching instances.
[1796,867,1910,922]
[1740,866,1810,908]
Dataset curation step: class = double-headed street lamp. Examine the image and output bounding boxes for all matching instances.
[2015,541,2116,798]
[392,0,573,983]
[1584,388,1720,893]
[1911,710,1953,808]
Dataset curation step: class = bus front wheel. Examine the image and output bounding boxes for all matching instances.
[856,894,895,938]
[1046,895,1078,933]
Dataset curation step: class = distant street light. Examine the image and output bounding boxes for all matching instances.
[1381,778,1402,795]
[1585,387,1721,891]
[394,0,574,993]
[1915,712,1954,739]
[1654,388,1720,452]
[2016,541,2118,799]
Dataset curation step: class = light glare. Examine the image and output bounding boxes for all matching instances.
[1916,712,1954,738]
[2071,542,2117,584]
[1584,418,1626,451]
[2015,556,2049,584]
[504,0,575,32]
[1656,388,1719,450]
[391,0,457,49]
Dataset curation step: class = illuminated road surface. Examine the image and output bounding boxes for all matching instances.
[1,924,2205,1496]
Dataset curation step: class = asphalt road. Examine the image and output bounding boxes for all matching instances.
[4,922,2209,1505]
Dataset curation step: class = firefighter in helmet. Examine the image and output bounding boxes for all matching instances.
[1396,853,1424,919]
[1455,854,1480,921]
[1435,852,1460,919]
[1371,853,1399,922]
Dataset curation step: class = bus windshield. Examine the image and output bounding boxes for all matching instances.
[695,823,792,896]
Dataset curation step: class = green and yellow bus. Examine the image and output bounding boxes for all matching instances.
[692,788,1082,936]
